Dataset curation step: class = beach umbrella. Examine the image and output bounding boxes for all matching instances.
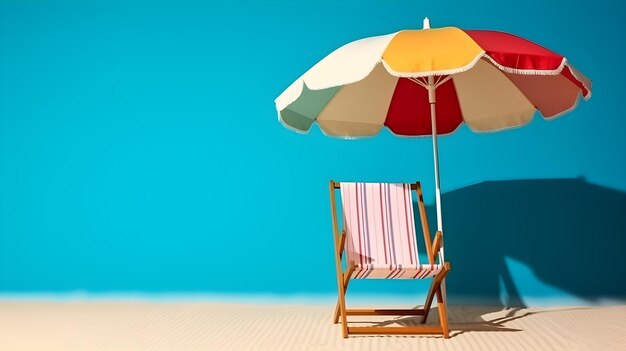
[274,18,591,264]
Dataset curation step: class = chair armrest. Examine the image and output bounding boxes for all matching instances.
[431,231,442,263]
[343,261,356,285]
[339,230,346,259]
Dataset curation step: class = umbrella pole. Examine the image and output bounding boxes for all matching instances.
[428,75,447,303]
[427,76,443,234]
[423,18,444,235]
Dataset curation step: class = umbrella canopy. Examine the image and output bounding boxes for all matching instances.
[275,26,591,137]
[275,19,592,241]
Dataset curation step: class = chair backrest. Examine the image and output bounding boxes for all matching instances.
[340,182,423,277]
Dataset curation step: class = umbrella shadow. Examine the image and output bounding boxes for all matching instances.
[416,177,626,309]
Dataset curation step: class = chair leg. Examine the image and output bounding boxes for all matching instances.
[334,269,351,337]
[333,281,351,324]
[333,264,354,324]
[337,288,348,338]
[333,300,340,324]
[420,279,438,324]
[436,288,450,338]
[335,280,449,338]
[421,264,450,324]
[333,275,347,324]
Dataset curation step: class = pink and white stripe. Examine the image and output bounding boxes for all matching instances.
[340,182,442,279]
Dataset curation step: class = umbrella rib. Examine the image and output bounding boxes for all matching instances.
[408,77,429,90]
[408,75,452,90]
[435,76,451,88]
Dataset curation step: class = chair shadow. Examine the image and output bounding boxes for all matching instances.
[346,305,591,338]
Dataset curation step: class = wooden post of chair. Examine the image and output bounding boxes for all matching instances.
[329,180,348,338]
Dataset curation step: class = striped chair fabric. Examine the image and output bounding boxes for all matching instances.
[340,182,442,279]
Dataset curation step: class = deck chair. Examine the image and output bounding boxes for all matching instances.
[329,180,451,338]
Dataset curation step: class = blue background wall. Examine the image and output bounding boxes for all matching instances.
[1,0,625,306]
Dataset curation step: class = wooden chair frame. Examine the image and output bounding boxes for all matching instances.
[329,180,451,338]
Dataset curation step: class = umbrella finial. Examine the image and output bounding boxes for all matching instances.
[423,17,430,29]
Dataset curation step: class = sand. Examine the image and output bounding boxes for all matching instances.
[0,301,624,351]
